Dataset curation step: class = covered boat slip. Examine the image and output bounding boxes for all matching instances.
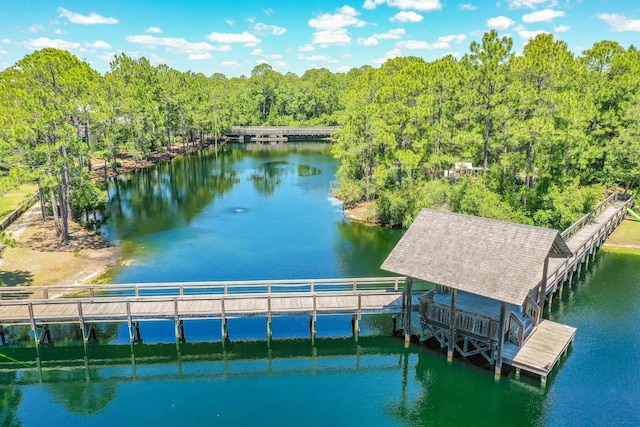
[382,192,633,385]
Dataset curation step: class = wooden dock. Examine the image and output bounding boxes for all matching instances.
[503,193,632,384]
[503,320,576,386]
[544,193,632,296]
[0,277,405,345]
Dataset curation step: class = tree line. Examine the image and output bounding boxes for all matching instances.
[0,30,638,241]
[333,31,640,229]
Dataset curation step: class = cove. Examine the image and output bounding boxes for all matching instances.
[0,143,639,426]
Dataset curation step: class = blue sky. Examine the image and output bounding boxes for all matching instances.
[0,0,639,76]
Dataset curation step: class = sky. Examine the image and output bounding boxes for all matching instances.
[0,0,639,77]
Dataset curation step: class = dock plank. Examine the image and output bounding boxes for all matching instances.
[504,320,576,376]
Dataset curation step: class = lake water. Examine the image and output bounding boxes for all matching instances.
[1,144,639,426]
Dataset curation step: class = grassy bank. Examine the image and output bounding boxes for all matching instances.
[0,184,38,220]
[603,217,640,254]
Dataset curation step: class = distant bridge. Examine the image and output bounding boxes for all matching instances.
[227,126,339,142]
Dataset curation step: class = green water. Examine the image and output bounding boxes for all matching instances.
[1,144,639,426]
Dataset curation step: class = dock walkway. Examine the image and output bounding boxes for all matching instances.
[0,277,405,344]
[503,193,632,383]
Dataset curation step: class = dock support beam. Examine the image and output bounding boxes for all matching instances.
[536,256,550,325]
[447,288,457,362]
[351,315,360,340]
[175,319,185,343]
[221,318,229,340]
[404,278,413,346]
[309,315,317,339]
[495,301,506,380]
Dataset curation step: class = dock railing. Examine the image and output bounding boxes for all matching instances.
[419,290,503,342]
[0,277,405,301]
[545,192,634,294]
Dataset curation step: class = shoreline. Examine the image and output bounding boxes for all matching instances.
[0,143,223,288]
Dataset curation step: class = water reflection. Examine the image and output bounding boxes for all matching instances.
[107,154,240,240]
[0,338,547,427]
[249,161,291,196]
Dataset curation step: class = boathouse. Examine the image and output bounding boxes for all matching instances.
[382,209,577,385]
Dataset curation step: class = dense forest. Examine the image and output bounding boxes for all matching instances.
[0,30,639,240]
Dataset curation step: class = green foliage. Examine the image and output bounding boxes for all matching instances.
[2,33,639,232]
[378,180,451,227]
[533,183,605,230]
[450,178,532,224]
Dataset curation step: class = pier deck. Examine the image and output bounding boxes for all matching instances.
[503,320,576,385]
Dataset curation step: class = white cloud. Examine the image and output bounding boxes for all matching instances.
[522,9,565,23]
[299,54,332,61]
[373,48,401,65]
[97,52,116,61]
[313,29,351,47]
[309,6,365,31]
[439,34,467,44]
[254,23,286,36]
[226,19,235,26]
[554,24,570,32]
[27,24,44,33]
[507,0,557,10]
[21,37,81,50]
[54,28,64,35]
[126,35,228,56]
[251,49,282,59]
[221,60,242,69]
[459,3,477,10]
[0,49,7,55]
[397,40,431,49]
[390,11,423,23]
[598,13,640,32]
[395,33,465,50]
[309,6,367,47]
[363,0,442,12]
[206,31,261,44]
[147,53,167,65]
[58,7,118,25]
[85,40,111,49]
[189,52,212,60]
[299,44,315,52]
[145,27,163,34]
[2,39,11,45]
[517,28,547,39]
[487,16,515,30]
[359,37,379,46]
[359,28,406,46]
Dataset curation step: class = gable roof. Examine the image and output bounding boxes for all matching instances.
[381,209,572,306]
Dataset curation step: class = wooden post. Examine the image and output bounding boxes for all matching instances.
[310,294,317,340]
[28,302,39,349]
[404,277,413,346]
[267,295,272,339]
[536,256,550,326]
[447,288,457,361]
[495,301,507,380]
[221,298,229,340]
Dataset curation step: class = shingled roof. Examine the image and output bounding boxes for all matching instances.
[381,209,572,306]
